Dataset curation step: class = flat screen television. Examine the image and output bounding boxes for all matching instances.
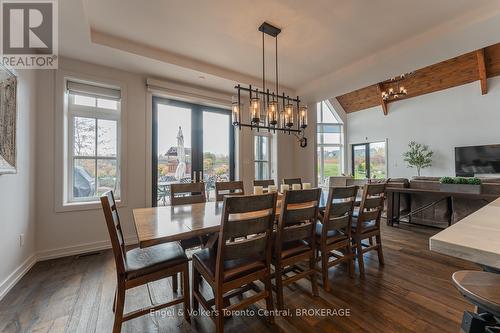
[455,144,500,177]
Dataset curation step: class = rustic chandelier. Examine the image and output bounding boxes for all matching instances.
[381,72,414,101]
[232,22,308,148]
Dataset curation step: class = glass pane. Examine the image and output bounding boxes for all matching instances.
[317,147,323,185]
[322,132,342,144]
[254,135,269,161]
[353,145,367,179]
[255,162,269,180]
[97,159,118,196]
[97,98,118,110]
[203,111,230,200]
[156,103,192,206]
[321,101,338,123]
[369,142,386,179]
[73,158,96,199]
[73,95,96,107]
[73,117,96,156]
[322,146,341,179]
[97,119,117,157]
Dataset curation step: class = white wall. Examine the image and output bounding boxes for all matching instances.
[0,70,37,298]
[347,77,500,178]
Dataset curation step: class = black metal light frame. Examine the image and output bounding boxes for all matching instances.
[232,22,307,146]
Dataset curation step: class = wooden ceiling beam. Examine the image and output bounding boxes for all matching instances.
[477,48,488,95]
[377,83,388,115]
[337,41,500,113]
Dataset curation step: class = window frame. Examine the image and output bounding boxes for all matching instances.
[55,74,127,212]
[351,140,388,179]
[254,133,271,181]
[67,93,122,203]
[316,101,344,186]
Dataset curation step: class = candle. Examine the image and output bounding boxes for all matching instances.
[299,106,308,129]
[292,184,301,190]
[253,186,264,195]
[250,97,260,124]
[302,183,311,189]
[232,102,240,125]
[280,184,290,193]
[199,171,203,182]
[284,103,294,128]
[267,101,278,126]
[268,185,277,193]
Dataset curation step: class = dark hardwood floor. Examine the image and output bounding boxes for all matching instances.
[0,223,477,333]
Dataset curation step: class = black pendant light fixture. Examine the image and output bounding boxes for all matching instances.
[232,22,308,148]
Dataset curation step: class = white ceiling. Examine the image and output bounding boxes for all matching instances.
[59,0,500,102]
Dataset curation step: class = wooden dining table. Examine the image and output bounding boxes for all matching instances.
[133,190,330,249]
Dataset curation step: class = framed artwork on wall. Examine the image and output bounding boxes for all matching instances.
[0,65,17,175]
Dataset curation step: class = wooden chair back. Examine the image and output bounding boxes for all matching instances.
[356,183,386,233]
[170,182,206,206]
[100,191,126,275]
[282,178,302,186]
[216,193,277,283]
[215,181,244,202]
[253,179,275,187]
[276,188,321,253]
[321,186,358,243]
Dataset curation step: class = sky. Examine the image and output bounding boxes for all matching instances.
[157,104,229,156]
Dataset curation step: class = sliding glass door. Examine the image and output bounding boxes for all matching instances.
[352,142,387,180]
[152,97,234,206]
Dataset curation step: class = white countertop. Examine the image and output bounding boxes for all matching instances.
[430,197,500,269]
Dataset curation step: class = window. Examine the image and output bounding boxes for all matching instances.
[352,141,387,179]
[254,134,270,180]
[317,101,344,186]
[66,80,121,203]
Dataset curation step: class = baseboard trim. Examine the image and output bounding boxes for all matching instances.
[0,254,37,301]
[37,236,138,262]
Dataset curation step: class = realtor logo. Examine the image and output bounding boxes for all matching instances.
[1,0,58,69]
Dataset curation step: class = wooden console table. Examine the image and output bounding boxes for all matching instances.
[385,187,500,227]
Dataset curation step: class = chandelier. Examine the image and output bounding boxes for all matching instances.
[381,72,413,101]
[232,22,308,148]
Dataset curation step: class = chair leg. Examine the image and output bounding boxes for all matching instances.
[376,234,385,265]
[310,255,319,297]
[346,243,354,278]
[356,241,365,277]
[215,289,225,333]
[113,281,125,333]
[182,266,191,322]
[172,273,178,292]
[192,266,200,311]
[275,265,285,310]
[263,275,275,324]
[320,250,330,292]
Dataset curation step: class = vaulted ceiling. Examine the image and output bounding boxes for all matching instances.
[59,0,500,102]
[336,42,500,114]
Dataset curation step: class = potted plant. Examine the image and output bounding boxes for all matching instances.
[402,141,433,176]
[439,176,482,194]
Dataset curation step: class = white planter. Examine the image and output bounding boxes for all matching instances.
[439,183,481,194]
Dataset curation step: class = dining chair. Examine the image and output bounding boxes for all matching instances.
[170,182,208,290]
[192,193,277,333]
[273,188,321,309]
[170,182,206,206]
[215,181,244,201]
[351,182,386,277]
[253,179,275,187]
[101,191,190,333]
[282,178,302,187]
[316,186,358,291]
